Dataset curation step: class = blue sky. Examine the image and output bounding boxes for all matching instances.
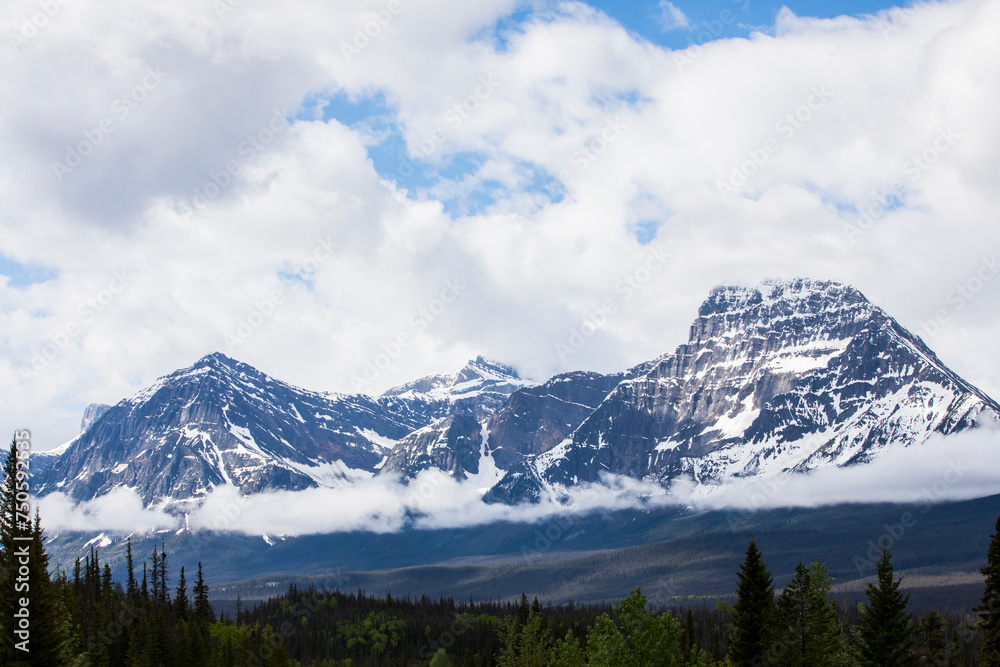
[311,0,912,221]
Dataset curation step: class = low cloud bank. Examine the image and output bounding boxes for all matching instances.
[34,427,1000,536]
[667,426,1000,511]
[37,487,178,533]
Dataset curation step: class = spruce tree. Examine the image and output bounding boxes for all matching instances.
[852,541,916,666]
[193,562,214,625]
[149,548,161,606]
[175,565,190,621]
[727,537,776,666]
[125,537,137,601]
[29,509,69,665]
[976,515,1000,666]
[769,560,839,666]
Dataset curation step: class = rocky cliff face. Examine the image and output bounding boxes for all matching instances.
[485,371,625,470]
[379,414,484,480]
[485,279,1000,503]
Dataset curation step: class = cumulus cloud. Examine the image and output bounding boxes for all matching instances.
[2,0,999,455]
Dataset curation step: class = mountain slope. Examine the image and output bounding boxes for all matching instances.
[35,353,431,505]
[36,354,531,507]
[487,279,1000,503]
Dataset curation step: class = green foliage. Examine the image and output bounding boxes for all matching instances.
[336,610,406,653]
[551,629,586,667]
[767,560,841,666]
[727,537,776,666]
[497,603,552,667]
[852,541,917,667]
[977,515,1000,666]
[586,587,681,666]
[429,646,451,666]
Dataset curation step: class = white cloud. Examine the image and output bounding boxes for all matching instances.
[183,469,670,536]
[658,1,691,31]
[670,425,1000,511]
[37,487,177,533]
[1,0,999,456]
[32,426,1000,537]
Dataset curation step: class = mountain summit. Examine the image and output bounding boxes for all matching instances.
[486,278,999,503]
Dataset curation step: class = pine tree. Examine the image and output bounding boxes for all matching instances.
[976,515,1000,666]
[728,537,776,666]
[149,548,161,606]
[175,565,190,621]
[852,541,916,666]
[193,562,214,625]
[158,542,168,606]
[126,537,137,601]
[769,560,839,666]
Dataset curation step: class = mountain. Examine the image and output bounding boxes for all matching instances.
[379,414,486,480]
[484,371,626,470]
[35,353,529,508]
[35,278,1000,512]
[486,279,1000,503]
[382,355,532,421]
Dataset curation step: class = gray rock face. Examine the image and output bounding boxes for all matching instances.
[486,279,1000,503]
[80,403,111,433]
[379,414,484,480]
[485,371,625,470]
[36,354,416,504]
[35,353,528,507]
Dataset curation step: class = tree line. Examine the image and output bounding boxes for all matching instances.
[3,439,1000,665]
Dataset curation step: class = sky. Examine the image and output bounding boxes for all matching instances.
[2,0,999,452]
